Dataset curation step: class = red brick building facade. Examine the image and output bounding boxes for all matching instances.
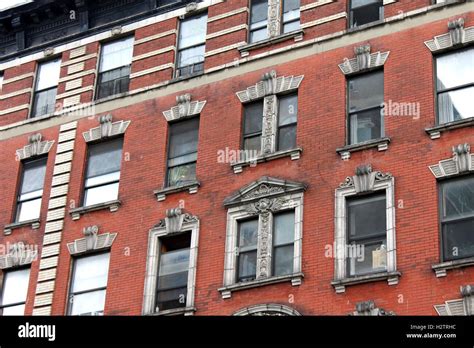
[0,0,473,317]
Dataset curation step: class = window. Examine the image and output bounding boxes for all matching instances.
[347,194,387,276]
[0,268,30,315]
[83,138,123,207]
[68,253,110,316]
[349,0,383,28]
[96,37,134,100]
[237,219,258,282]
[16,157,47,223]
[243,102,263,155]
[176,14,207,78]
[156,233,191,312]
[348,71,384,144]
[31,58,61,118]
[167,118,199,187]
[273,211,295,276]
[436,48,474,124]
[277,94,298,151]
[249,0,301,43]
[440,177,474,261]
[282,0,300,34]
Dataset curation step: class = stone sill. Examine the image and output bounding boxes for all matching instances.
[425,117,474,140]
[218,272,304,299]
[153,181,200,201]
[336,137,390,160]
[432,257,474,278]
[69,200,121,220]
[4,218,40,235]
[331,271,401,294]
[231,148,302,174]
[149,306,196,316]
[238,29,304,57]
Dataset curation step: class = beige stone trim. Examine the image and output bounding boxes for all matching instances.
[204,41,247,57]
[131,46,175,62]
[69,46,87,59]
[61,53,97,67]
[130,63,174,78]
[207,7,249,23]
[0,88,32,100]
[2,72,34,85]
[300,0,333,12]
[206,24,248,40]
[59,69,95,83]
[56,86,93,99]
[0,104,29,116]
[301,12,347,29]
[134,29,177,45]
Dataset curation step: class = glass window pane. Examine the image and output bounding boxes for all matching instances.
[239,219,258,249]
[85,171,120,188]
[438,87,474,124]
[283,20,300,33]
[36,58,61,91]
[251,0,268,25]
[238,251,257,281]
[167,163,196,187]
[21,158,47,195]
[99,37,134,72]
[273,211,295,245]
[348,194,386,239]
[158,249,190,288]
[442,178,474,219]
[84,182,119,206]
[351,0,380,8]
[349,240,387,276]
[178,14,207,49]
[86,138,123,179]
[72,253,110,293]
[156,287,187,311]
[278,95,298,126]
[70,289,106,316]
[178,45,205,68]
[1,268,30,307]
[2,304,25,315]
[244,136,261,154]
[351,1,382,27]
[169,118,199,159]
[436,49,474,91]
[274,244,294,276]
[278,125,296,151]
[250,27,268,43]
[244,102,263,135]
[443,219,474,260]
[32,88,57,117]
[349,72,384,111]
[349,108,382,144]
[17,198,42,222]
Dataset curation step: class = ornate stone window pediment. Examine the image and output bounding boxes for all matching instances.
[82,114,131,143]
[162,93,206,122]
[220,177,306,299]
[351,300,395,316]
[338,44,390,75]
[425,18,474,53]
[233,303,301,316]
[0,242,38,270]
[435,285,473,316]
[429,143,473,179]
[67,225,117,255]
[16,133,54,161]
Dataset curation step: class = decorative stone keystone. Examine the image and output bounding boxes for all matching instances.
[461,285,474,316]
[448,18,465,46]
[453,143,471,173]
[83,225,99,251]
[355,44,371,71]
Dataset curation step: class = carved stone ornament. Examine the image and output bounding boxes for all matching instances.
[82,114,131,142]
[425,17,474,52]
[339,164,392,193]
[0,242,38,269]
[16,133,55,160]
[185,2,198,13]
[233,304,301,316]
[338,44,390,75]
[155,208,199,234]
[245,197,285,215]
[352,300,395,316]
[111,26,122,36]
[162,93,207,122]
[461,285,474,316]
[429,143,474,179]
[67,225,117,255]
[448,18,465,46]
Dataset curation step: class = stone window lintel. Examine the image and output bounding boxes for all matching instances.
[69,199,121,221]
[231,147,302,174]
[238,29,304,57]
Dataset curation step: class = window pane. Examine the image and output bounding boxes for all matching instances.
[70,289,106,316]
[273,211,295,245]
[349,240,387,276]
[250,27,268,43]
[2,304,25,315]
[97,66,131,99]
[84,182,119,206]
[438,87,474,124]
[238,251,257,281]
[167,163,196,187]
[282,0,300,33]
[278,95,298,126]
[32,88,57,116]
[17,198,42,222]
[178,45,205,68]
[443,219,474,260]
[72,253,110,293]
[0,73,3,92]
[351,0,380,8]
[21,158,47,195]
[442,178,474,219]
[156,287,187,311]
[348,194,386,239]
[99,37,134,72]
[283,21,300,33]
[349,108,382,144]
[239,219,258,249]
[349,72,384,112]
[251,0,268,26]
[158,249,190,290]
[1,269,30,307]
[436,49,474,91]
[244,102,263,135]
[278,125,296,151]
[178,14,207,49]
[36,59,61,91]
[85,171,120,188]
[274,244,294,276]
[351,1,382,27]
[243,135,261,154]
[169,118,199,159]
[87,138,123,179]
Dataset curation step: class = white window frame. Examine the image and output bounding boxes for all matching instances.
[333,165,398,293]
[143,210,199,316]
